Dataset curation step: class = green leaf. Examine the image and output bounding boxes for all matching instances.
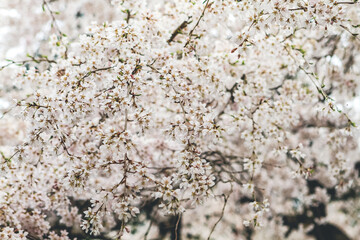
[229,60,239,66]
[349,121,356,127]
[297,48,306,55]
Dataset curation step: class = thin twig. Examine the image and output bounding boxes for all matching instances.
[42,0,64,36]
[0,57,56,71]
[340,24,360,40]
[143,219,153,240]
[207,193,230,240]
[335,1,359,5]
[174,213,182,240]
[168,20,191,44]
[184,0,210,47]
[77,66,114,86]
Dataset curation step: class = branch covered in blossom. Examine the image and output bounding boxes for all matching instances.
[0,0,360,239]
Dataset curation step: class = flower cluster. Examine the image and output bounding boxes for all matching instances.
[0,0,360,239]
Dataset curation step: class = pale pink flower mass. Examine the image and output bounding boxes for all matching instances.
[0,0,359,239]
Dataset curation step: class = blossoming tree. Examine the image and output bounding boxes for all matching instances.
[1,0,360,239]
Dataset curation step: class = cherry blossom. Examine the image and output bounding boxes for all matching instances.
[0,0,360,239]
